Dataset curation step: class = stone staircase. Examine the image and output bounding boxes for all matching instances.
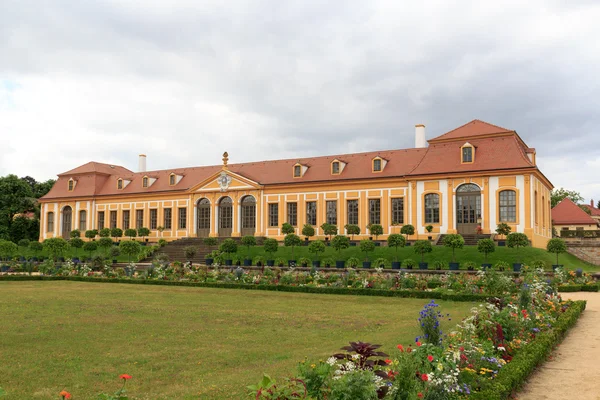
[436,234,491,246]
[143,237,265,264]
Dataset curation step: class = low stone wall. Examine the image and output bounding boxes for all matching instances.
[566,241,600,266]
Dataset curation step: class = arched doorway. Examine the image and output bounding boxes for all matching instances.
[240,196,256,236]
[62,206,72,239]
[196,198,211,238]
[218,197,233,237]
[456,184,481,235]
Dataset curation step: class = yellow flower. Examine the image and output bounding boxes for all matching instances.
[311,364,316,369]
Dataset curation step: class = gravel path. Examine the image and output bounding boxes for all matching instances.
[518,292,600,400]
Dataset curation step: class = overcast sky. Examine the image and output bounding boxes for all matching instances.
[1,1,599,201]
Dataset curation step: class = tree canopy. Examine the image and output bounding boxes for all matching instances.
[551,188,584,208]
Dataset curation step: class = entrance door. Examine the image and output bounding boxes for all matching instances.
[456,184,481,235]
[196,199,211,238]
[240,196,256,236]
[62,206,72,239]
[218,197,233,237]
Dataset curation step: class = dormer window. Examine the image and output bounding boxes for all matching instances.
[372,156,387,173]
[169,174,176,186]
[117,179,123,190]
[68,179,75,191]
[332,161,340,174]
[142,176,149,188]
[461,143,474,163]
[293,165,301,177]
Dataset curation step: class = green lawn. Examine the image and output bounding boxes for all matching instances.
[235,243,598,271]
[0,282,474,399]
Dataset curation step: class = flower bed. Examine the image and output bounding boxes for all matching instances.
[248,268,586,399]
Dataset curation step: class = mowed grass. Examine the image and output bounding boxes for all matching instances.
[0,282,475,399]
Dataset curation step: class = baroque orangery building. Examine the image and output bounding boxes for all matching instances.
[39,120,554,248]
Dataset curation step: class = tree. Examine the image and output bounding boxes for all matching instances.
[413,240,432,263]
[8,215,39,242]
[241,235,256,258]
[184,245,198,262]
[29,241,43,257]
[263,238,279,260]
[331,235,350,257]
[85,229,98,240]
[99,228,111,238]
[157,226,165,238]
[137,227,150,242]
[443,234,465,263]
[477,238,496,262]
[551,188,584,208]
[0,175,36,240]
[111,228,123,243]
[301,224,315,240]
[400,224,415,242]
[284,233,302,260]
[387,234,406,262]
[359,239,375,261]
[42,237,69,261]
[320,223,338,240]
[369,224,383,240]
[281,223,295,235]
[98,237,113,256]
[70,237,84,256]
[0,239,18,261]
[203,237,218,252]
[495,223,511,239]
[345,224,360,240]
[119,240,141,263]
[219,239,238,260]
[83,241,98,258]
[308,240,326,261]
[124,229,137,240]
[546,238,567,266]
[507,232,530,264]
[70,229,81,239]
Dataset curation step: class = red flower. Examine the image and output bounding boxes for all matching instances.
[385,359,392,364]
[59,391,71,399]
[416,341,422,347]
[421,373,429,381]
[418,393,423,399]
[397,344,404,352]
[119,374,132,380]
[427,355,434,362]
[459,346,464,352]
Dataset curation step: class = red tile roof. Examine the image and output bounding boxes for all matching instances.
[581,202,600,217]
[429,119,513,142]
[40,119,546,200]
[551,198,599,225]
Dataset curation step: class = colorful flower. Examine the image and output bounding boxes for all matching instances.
[397,344,404,351]
[416,341,422,347]
[427,355,434,362]
[59,391,71,399]
[119,374,132,380]
[421,373,428,381]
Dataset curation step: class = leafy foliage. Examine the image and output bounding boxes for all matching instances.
[302,224,315,238]
[124,229,137,239]
[413,240,433,262]
[184,245,198,261]
[83,241,98,257]
[495,223,511,237]
[400,224,415,241]
[308,240,326,260]
[443,234,465,262]
[320,223,338,239]
[99,228,111,238]
[111,228,123,241]
[281,223,295,235]
[546,238,567,265]
[345,224,361,239]
[263,238,279,258]
[369,224,383,239]
[137,227,150,240]
[219,239,238,257]
[42,237,69,260]
[387,234,406,261]
[477,238,496,262]
[551,187,584,208]
[119,240,141,263]
[70,229,81,239]
[284,234,302,259]
[331,235,350,255]
[359,239,376,261]
[0,239,18,260]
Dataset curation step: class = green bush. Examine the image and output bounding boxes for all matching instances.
[302,224,315,239]
[344,224,360,240]
[284,234,302,260]
[308,240,326,261]
[387,234,406,262]
[219,239,238,258]
[99,228,111,238]
[400,224,415,241]
[124,228,137,239]
[69,229,81,239]
[477,238,496,262]
[320,223,338,239]
[263,238,279,259]
[546,238,567,266]
[368,224,383,240]
[119,240,141,263]
[359,239,375,261]
[331,235,350,257]
[42,238,69,261]
[413,240,432,262]
[281,223,295,235]
[110,227,123,241]
[137,227,150,241]
[443,234,465,262]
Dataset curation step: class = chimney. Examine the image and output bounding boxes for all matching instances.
[592,199,595,207]
[415,124,426,148]
[138,154,147,172]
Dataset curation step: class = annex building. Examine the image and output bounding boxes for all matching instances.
[39,119,554,248]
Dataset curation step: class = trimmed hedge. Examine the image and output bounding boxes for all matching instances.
[470,300,587,400]
[0,276,490,302]
[558,284,599,292]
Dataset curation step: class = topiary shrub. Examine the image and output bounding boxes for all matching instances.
[443,234,465,262]
[546,238,567,266]
[400,224,415,242]
[477,238,496,262]
[413,240,432,263]
[387,234,406,261]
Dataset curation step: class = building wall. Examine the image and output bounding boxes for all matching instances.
[40,170,553,248]
[556,224,598,231]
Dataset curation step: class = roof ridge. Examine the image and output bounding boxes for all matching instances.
[430,119,513,141]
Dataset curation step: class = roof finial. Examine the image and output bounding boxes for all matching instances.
[222,151,229,169]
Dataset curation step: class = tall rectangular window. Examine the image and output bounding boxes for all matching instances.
[122,210,130,230]
[369,199,381,225]
[268,204,278,227]
[79,210,87,231]
[499,190,516,223]
[306,201,317,225]
[287,202,297,226]
[47,212,54,232]
[424,194,440,224]
[347,200,359,225]
[391,198,404,225]
[136,210,144,229]
[163,208,172,229]
[110,211,117,229]
[150,209,158,229]
[326,200,337,225]
[178,207,187,229]
[373,159,382,172]
[462,147,473,162]
[97,211,105,230]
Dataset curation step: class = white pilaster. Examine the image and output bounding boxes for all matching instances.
[440,180,448,234]
[517,175,525,233]
[488,177,499,232]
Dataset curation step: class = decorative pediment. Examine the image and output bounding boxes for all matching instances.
[190,170,261,193]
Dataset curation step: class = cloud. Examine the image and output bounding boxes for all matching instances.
[1,0,600,200]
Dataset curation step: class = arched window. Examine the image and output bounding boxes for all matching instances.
[456,183,480,193]
[424,193,440,223]
[499,190,516,222]
[47,212,54,232]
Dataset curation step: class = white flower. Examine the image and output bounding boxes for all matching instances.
[326,357,337,366]
[497,346,506,352]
